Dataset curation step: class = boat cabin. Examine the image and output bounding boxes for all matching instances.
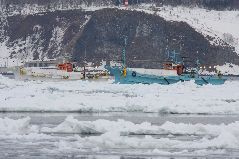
[24,60,58,68]
[163,62,184,75]
[57,63,73,72]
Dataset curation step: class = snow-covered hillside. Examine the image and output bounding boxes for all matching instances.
[156,6,239,55]
[0,4,239,71]
[3,4,239,52]
[147,5,239,73]
[131,5,239,54]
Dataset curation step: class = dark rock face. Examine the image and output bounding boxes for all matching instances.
[2,8,239,68]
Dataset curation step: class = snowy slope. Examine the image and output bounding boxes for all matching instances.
[135,5,239,73]
[135,5,239,55]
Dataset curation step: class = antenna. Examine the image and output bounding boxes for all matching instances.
[83,45,87,79]
[196,58,200,72]
[166,50,182,64]
[122,36,127,67]
[84,47,86,62]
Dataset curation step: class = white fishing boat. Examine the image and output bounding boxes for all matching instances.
[19,59,110,81]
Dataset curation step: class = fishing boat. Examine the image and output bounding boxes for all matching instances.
[107,64,226,85]
[19,59,110,80]
[106,38,227,85]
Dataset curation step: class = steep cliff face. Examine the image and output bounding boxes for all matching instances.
[1,7,238,68]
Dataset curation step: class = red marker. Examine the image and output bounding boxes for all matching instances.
[125,0,128,7]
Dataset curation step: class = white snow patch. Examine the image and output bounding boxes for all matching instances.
[46,26,66,58]
[216,63,239,75]
[0,41,10,58]
[0,117,38,135]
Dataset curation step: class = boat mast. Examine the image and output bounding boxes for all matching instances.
[83,47,86,79]
[122,36,127,68]
[122,36,127,77]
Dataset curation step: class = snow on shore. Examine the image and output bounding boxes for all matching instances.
[0,75,239,114]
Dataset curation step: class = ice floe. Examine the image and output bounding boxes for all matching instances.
[48,116,239,154]
[0,117,38,135]
[1,116,239,156]
[0,75,239,114]
[42,116,239,138]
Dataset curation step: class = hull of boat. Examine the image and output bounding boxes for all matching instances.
[107,66,226,85]
[19,67,110,81]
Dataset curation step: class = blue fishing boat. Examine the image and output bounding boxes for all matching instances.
[106,37,227,85]
[106,66,226,85]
